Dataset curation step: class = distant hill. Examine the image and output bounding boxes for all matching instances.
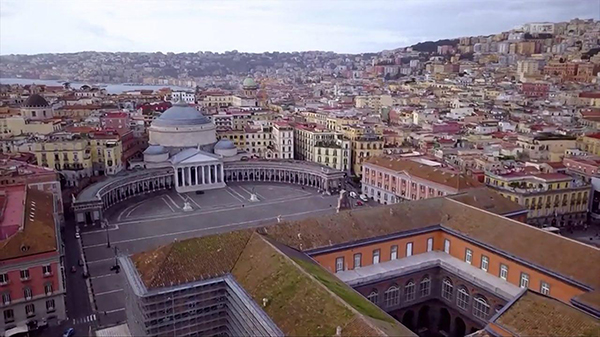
[410,39,459,53]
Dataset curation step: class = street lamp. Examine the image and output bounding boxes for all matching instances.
[105,223,111,248]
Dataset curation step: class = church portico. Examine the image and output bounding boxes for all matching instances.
[175,163,226,192]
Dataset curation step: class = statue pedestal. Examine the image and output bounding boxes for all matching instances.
[250,193,260,202]
[182,201,193,212]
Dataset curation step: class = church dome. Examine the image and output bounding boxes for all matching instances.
[214,138,236,150]
[143,145,167,155]
[152,102,210,127]
[23,94,49,108]
[242,77,257,89]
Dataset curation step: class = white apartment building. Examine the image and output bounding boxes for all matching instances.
[271,122,294,159]
[170,91,195,104]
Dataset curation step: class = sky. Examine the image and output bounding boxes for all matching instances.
[0,0,597,55]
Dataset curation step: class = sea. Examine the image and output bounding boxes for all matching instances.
[0,78,190,95]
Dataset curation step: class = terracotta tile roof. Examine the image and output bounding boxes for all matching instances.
[494,291,600,336]
[446,188,525,215]
[365,156,482,191]
[441,199,600,291]
[0,187,57,261]
[261,197,447,252]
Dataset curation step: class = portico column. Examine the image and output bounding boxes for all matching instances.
[209,165,214,184]
[197,166,202,185]
[202,165,207,184]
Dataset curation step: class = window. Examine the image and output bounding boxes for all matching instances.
[367,290,379,304]
[44,283,53,295]
[473,296,490,319]
[2,293,10,305]
[20,269,30,280]
[43,265,52,276]
[390,245,398,260]
[0,273,7,285]
[444,239,450,253]
[335,257,344,273]
[3,309,14,323]
[25,304,35,317]
[353,253,362,269]
[372,249,380,264]
[499,264,508,280]
[520,273,530,288]
[427,238,433,252]
[46,299,55,312]
[420,276,431,297]
[24,287,32,300]
[442,278,453,301]
[465,249,472,264]
[457,287,470,310]
[405,281,416,301]
[406,242,413,257]
[540,282,550,295]
[384,286,400,307]
[481,256,489,272]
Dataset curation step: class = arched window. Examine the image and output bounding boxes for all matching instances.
[367,289,379,304]
[420,276,431,297]
[457,286,470,310]
[384,285,400,307]
[405,280,415,302]
[442,278,453,301]
[473,295,490,319]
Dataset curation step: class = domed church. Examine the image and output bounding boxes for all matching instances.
[141,101,239,193]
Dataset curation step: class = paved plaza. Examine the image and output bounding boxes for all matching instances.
[79,183,368,327]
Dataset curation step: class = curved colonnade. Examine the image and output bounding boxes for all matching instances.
[73,160,345,225]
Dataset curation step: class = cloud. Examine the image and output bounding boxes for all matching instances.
[0,0,597,55]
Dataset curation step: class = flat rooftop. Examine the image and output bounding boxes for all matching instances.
[0,185,26,239]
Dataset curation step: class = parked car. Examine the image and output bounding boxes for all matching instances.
[359,194,368,202]
[349,191,357,198]
[63,328,75,337]
[356,200,363,206]
[75,232,80,239]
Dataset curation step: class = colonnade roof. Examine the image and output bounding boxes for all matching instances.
[76,168,172,202]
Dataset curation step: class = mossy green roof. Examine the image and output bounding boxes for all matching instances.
[231,233,415,337]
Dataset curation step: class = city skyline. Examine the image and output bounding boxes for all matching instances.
[0,0,596,55]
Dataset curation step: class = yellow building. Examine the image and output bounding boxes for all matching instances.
[13,131,124,186]
[577,133,600,156]
[313,138,351,172]
[302,111,328,126]
[485,171,590,226]
[341,125,384,176]
[355,95,393,111]
[199,93,234,108]
[325,116,356,132]
[516,134,577,162]
[0,116,62,137]
[89,133,124,175]
[217,123,273,157]
[293,123,346,162]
